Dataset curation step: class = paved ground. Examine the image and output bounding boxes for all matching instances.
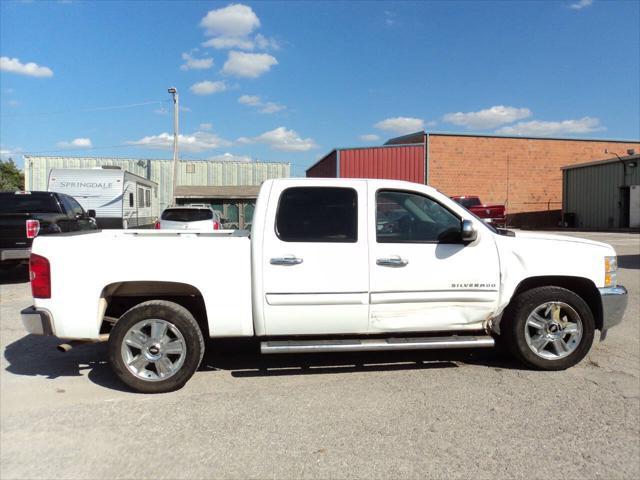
[1,231,638,479]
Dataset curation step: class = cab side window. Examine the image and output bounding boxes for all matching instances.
[376,190,461,243]
[276,187,358,243]
[67,196,85,217]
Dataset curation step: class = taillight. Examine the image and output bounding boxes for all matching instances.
[26,219,40,239]
[29,253,51,299]
[154,220,161,229]
[213,221,220,230]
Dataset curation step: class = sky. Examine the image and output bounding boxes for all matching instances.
[1,0,639,176]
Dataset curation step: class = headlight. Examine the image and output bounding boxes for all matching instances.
[604,256,617,287]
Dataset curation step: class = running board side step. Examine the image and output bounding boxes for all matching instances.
[260,335,495,354]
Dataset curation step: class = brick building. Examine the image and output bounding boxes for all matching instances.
[307,132,640,226]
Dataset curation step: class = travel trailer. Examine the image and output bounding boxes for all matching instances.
[47,167,158,228]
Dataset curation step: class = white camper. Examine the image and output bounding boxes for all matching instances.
[48,167,158,229]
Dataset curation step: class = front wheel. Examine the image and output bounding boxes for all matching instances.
[501,286,595,370]
[108,300,205,393]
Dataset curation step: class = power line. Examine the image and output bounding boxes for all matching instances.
[1,100,164,118]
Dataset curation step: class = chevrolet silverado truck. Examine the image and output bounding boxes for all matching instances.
[451,195,506,227]
[21,179,627,393]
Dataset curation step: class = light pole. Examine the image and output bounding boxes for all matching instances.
[168,87,179,206]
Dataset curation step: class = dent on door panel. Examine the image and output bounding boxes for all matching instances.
[369,301,494,332]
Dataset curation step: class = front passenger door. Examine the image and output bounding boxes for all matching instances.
[369,187,500,333]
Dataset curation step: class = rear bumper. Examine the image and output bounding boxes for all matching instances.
[21,306,55,336]
[599,286,628,333]
[1,248,30,262]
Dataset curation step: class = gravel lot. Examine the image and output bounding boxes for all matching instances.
[1,231,638,480]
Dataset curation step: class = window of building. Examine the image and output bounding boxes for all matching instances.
[276,187,357,243]
[145,189,151,207]
[129,192,134,208]
[138,187,144,208]
[376,190,461,243]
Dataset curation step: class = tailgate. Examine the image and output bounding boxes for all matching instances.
[0,214,31,249]
[470,205,504,218]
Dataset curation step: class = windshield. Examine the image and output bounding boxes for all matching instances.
[0,193,61,213]
[455,197,481,208]
[161,208,213,222]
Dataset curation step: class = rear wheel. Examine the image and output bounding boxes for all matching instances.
[501,286,595,370]
[108,300,204,393]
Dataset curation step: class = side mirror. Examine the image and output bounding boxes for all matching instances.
[86,209,96,218]
[461,220,477,243]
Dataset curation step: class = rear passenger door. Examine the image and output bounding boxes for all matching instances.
[261,183,369,335]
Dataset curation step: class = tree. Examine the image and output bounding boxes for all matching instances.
[0,158,25,191]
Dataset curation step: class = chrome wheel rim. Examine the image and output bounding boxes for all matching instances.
[121,319,187,382]
[524,302,583,360]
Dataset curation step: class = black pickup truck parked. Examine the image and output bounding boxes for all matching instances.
[0,191,97,268]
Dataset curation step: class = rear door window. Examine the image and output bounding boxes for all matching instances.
[161,209,213,222]
[275,187,358,242]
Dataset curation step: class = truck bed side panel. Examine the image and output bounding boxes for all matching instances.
[32,231,253,339]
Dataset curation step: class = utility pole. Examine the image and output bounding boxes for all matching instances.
[168,87,179,206]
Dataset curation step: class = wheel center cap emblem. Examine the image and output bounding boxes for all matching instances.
[548,324,559,333]
[148,345,160,355]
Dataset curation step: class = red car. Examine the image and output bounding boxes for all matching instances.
[450,195,506,227]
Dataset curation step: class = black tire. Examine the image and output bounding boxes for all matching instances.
[500,286,595,371]
[108,300,205,393]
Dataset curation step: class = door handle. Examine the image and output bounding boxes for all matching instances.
[270,255,303,266]
[376,256,408,267]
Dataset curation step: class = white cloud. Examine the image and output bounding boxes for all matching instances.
[200,4,260,38]
[199,4,279,53]
[254,34,280,50]
[127,130,231,152]
[496,117,605,137]
[0,146,23,161]
[443,105,532,130]
[570,0,593,10]
[208,152,253,162]
[199,123,213,131]
[190,80,227,95]
[238,94,261,106]
[260,102,285,114]
[180,51,213,70]
[202,36,255,50]
[222,51,278,78]
[384,11,397,27]
[56,138,92,149]
[359,134,380,142]
[374,117,425,134]
[238,127,317,152]
[238,94,285,113]
[0,56,53,77]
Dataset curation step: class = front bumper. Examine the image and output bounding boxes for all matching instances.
[21,306,55,336]
[1,248,30,262]
[599,286,628,337]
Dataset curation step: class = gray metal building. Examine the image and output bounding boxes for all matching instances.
[562,154,640,229]
[24,156,290,228]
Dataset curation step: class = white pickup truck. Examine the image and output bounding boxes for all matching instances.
[21,178,628,393]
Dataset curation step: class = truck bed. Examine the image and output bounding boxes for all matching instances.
[30,229,253,339]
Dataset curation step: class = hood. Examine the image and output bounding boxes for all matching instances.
[514,231,611,249]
